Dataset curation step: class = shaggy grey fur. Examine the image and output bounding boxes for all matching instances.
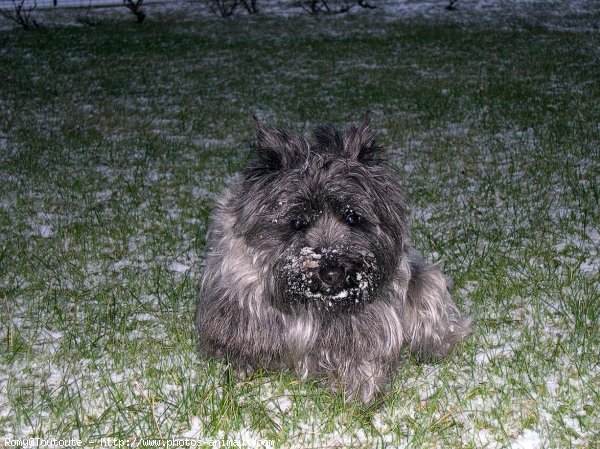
[195,118,471,402]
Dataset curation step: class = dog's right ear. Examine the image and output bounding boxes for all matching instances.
[252,116,284,173]
[245,116,308,178]
[343,111,383,165]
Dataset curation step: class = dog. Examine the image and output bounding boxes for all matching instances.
[195,116,471,402]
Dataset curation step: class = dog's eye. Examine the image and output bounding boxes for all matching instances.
[290,217,309,231]
[345,212,361,226]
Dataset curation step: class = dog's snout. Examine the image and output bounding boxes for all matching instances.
[319,264,345,287]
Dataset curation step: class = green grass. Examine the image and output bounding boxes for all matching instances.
[1,4,599,448]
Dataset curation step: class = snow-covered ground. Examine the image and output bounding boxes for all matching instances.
[1,0,599,32]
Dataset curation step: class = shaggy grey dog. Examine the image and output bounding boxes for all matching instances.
[196,117,471,402]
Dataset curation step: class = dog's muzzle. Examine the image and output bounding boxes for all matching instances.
[276,246,379,313]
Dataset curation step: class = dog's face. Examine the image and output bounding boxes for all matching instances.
[230,121,407,313]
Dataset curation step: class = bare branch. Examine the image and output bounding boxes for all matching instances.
[0,0,39,30]
[446,0,460,11]
[208,0,242,17]
[357,0,376,9]
[240,0,259,14]
[123,0,145,23]
[298,0,374,15]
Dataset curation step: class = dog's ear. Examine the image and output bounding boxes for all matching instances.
[252,116,285,172]
[313,124,344,155]
[245,117,309,178]
[343,111,383,165]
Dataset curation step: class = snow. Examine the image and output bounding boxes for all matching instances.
[39,224,54,237]
[95,189,113,201]
[181,416,202,438]
[191,186,215,200]
[475,343,517,364]
[553,226,600,274]
[266,394,293,414]
[169,261,191,273]
[580,258,598,273]
[133,313,157,322]
[1,0,599,33]
[113,259,149,270]
[511,429,541,449]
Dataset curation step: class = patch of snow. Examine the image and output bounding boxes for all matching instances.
[580,258,598,273]
[96,165,113,175]
[562,415,583,433]
[545,375,559,395]
[372,413,389,433]
[192,186,215,200]
[146,169,161,183]
[266,394,293,414]
[169,261,190,273]
[133,313,157,322]
[110,371,125,384]
[510,429,541,449]
[412,207,433,223]
[46,368,65,388]
[113,259,149,270]
[95,189,113,201]
[193,136,234,148]
[39,329,64,354]
[475,429,496,447]
[181,416,202,438]
[475,343,517,364]
[231,428,265,449]
[39,224,54,237]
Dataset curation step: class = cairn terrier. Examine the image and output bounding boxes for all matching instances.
[196,116,471,402]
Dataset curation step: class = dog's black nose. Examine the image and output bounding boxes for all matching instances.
[319,264,345,287]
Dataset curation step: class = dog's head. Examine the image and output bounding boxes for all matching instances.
[231,117,408,313]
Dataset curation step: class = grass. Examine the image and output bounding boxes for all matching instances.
[1,2,599,447]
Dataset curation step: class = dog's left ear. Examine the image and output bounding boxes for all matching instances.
[344,111,382,165]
